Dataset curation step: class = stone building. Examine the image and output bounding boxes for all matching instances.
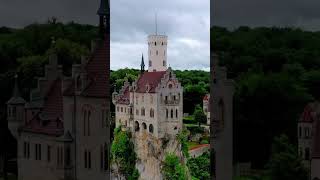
[112,32,184,179]
[7,1,110,179]
[210,53,235,180]
[203,94,210,125]
[297,101,320,179]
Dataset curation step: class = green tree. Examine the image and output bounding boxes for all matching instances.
[111,127,139,180]
[265,134,308,180]
[193,105,207,128]
[177,128,189,158]
[162,153,187,180]
[187,152,210,180]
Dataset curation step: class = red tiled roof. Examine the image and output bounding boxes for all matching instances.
[203,94,210,101]
[135,71,166,93]
[22,78,64,136]
[300,104,315,123]
[117,86,130,105]
[82,37,109,98]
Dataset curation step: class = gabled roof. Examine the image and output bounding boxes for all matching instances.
[81,38,109,98]
[22,78,64,136]
[116,86,130,105]
[135,71,166,93]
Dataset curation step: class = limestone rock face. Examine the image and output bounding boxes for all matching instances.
[134,131,183,180]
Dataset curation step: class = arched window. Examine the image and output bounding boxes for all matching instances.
[156,50,158,55]
[155,42,157,46]
[218,99,225,129]
[171,109,174,118]
[176,109,178,118]
[162,42,164,46]
[150,108,154,118]
[135,121,140,132]
[142,95,144,102]
[149,124,154,133]
[141,107,145,116]
[142,123,147,130]
[149,60,152,67]
[166,109,168,118]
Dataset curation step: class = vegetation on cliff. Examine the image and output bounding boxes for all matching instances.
[162,153,188,180]
[111,127,139,180]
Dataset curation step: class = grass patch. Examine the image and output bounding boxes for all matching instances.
[187,141,200,150]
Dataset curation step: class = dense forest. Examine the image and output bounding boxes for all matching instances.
[212,26,320,168]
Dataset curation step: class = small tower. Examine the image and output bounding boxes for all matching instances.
[7,74,26,139]
[147,15,168,72]
[141,53,145,73]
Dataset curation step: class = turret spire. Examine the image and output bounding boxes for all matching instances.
[97,0,110,38]
[13,74,20,97]
[141,53,145,73]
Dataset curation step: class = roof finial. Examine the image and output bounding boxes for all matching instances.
[141,53,145,73]
[155,12,158,35]
[13,74,20,97]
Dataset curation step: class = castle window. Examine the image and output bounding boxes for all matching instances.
[141,107,145,116]
[83,110,87,136]
[176,109,178,118]
[155,42,157,46]
[162,42,164,46]
[149,60,152,67]
[77,76,82,91]
[149,124,154,133]
[117,106,119,112]
[88,151,91,169]
[150,108,154,118]
[165,96,168,102]
[88,111,91,136]
[47,145,51,162]
[305,148,310,160]
[166,109,168,118]
[35,144,41,160]
[171,109,174,118]
[84,150,87,168]
[24,142,30,159]
[121,107,123,112]
[135,121,140,132]
[142,95,144,102]
[299,126,302,138]
[156,50,158,55]
[66,147,71,166]
[142,123,147,130]
[163,60,166,66]
[305,127,310,138]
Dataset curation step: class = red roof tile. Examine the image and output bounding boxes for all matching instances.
[82,37,109,98]
[300,103,315,123]
[117,86,130,105]
[23,78,64,136]
[135,71,166,93]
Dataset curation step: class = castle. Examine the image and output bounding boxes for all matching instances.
[7,1,110,179]
[298,101,320,179]
[112,32,184,179]
[203,94,210,125]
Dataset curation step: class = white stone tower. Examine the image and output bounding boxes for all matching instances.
[147,34,168,72]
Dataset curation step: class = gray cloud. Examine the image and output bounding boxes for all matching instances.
[0,0,210,71]
[212,0,320,31]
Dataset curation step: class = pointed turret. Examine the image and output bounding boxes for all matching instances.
[7,74,26,105]
[97,0,110,37]
[7,74,26,139]
[141,53,145,73]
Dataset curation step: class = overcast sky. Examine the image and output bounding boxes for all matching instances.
[212,0,320,31]
[0,0,210,71]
